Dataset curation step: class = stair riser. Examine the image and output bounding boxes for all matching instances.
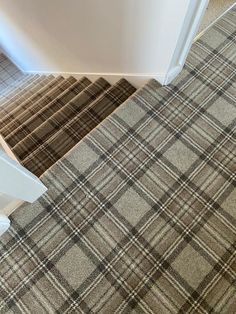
[0,76,53,123]
[0,75,42,106]
[0,75,40,108]
[13,78,111,160]
[5,78,92,147]
[21,79,136,177]
[0,76,65,136]
[0,75,32,99]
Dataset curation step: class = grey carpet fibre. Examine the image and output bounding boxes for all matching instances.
[0,6,236,314]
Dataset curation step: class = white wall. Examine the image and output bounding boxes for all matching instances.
[0,0,206,85]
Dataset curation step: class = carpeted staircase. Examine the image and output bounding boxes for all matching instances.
[0,56,136,177]
[0,6,236,314]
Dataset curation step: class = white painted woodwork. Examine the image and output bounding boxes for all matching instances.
[0,214,10,237]
[0,0,209,86]
[168,0,209,82]
[0,135,47,223]
[0,149,47,203]
[0,137,47,236]
[0,193,24,216]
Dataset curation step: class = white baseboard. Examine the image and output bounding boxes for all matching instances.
[0,215,10,236]
[22,69,182,88]
[163,65,183,85]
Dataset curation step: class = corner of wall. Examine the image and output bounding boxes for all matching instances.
[162,65,183,86]
[1,49,25,73]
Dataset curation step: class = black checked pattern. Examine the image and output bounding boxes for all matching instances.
[0,7,236,314]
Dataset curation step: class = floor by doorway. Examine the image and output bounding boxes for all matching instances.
[199,0,236,33]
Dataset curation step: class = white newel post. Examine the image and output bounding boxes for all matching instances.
[0,135,47,236]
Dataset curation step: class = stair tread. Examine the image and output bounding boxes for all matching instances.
[20,78,136,177]
[0,76,54,113]
[0,75,42,117]
[0,54,23,89]
[5,77,91,147]
[0,75,54,117]
[0,76,76,134]
[0,75,40,105]
[13,78,111,160]
[0,75,54,123]
[0,74,33,98]
[0,76,65,136]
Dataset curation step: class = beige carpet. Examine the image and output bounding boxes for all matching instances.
[199,0,236,32]
[0,6,235,313]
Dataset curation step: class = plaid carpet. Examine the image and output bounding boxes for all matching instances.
[4,77,92,147]
[0,7,236,314]
[1,75,53,106]
[0,54,23,90]
[0,75,40,108]
[12,78,113,161]
[0,75,53,120]
[0,76,71,136]
[0,76,76,133]
[20,78,136,177]
[0,74,33,101]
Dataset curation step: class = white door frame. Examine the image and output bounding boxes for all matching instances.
[164,0,209,85]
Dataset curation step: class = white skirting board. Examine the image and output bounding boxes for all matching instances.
[21,67,183,88]
[0,215,10,237]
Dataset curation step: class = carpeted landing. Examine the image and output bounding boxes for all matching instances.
[0,6,236,314]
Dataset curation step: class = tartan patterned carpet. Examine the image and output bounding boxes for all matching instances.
[0,75,53,119]
[4,77,92,147]
[0,7,236,314]
[0,76,75,132]
[12,77,111,159]
[12,78,112,161]
[0,75,35,104]
[0,75,40,111]
[20,78,136,177]
[0,54,24,90]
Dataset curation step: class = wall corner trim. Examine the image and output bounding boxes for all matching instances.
[163,65,183,85]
